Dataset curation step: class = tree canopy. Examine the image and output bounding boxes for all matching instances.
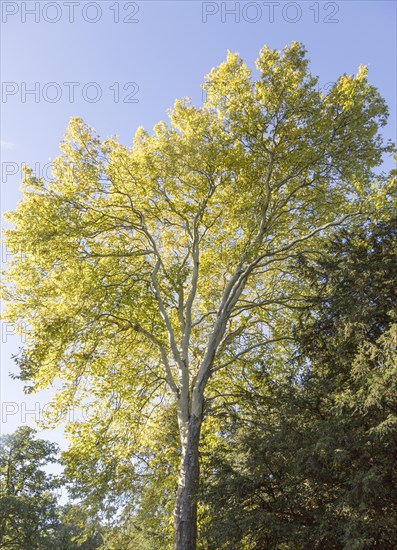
[0,427,103,549]
[0,427,60,548]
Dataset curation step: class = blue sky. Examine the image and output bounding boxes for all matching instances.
[1,0,396,447]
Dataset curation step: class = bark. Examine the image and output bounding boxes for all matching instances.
[173,413,202,550]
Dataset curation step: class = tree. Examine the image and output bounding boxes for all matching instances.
[2,43,389,549]
[0,428,103,549]
[201,216,397,549]
[0,427,60,548]
[51,505,104,550]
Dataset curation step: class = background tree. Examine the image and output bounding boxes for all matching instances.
[201,214,397,549]
[52,505,103,550]
[2,43,389,549]
[0,426,61,548]
[0,428,102,549]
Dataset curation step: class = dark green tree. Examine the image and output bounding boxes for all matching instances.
[0,427,102,549]
[0,426,61,548]
[202,216,397,549]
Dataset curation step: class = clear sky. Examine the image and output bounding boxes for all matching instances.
[1,0,396,449]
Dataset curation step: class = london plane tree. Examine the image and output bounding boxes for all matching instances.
[2,43,389,549]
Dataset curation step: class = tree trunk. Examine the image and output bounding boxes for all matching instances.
[173,413,202,550]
